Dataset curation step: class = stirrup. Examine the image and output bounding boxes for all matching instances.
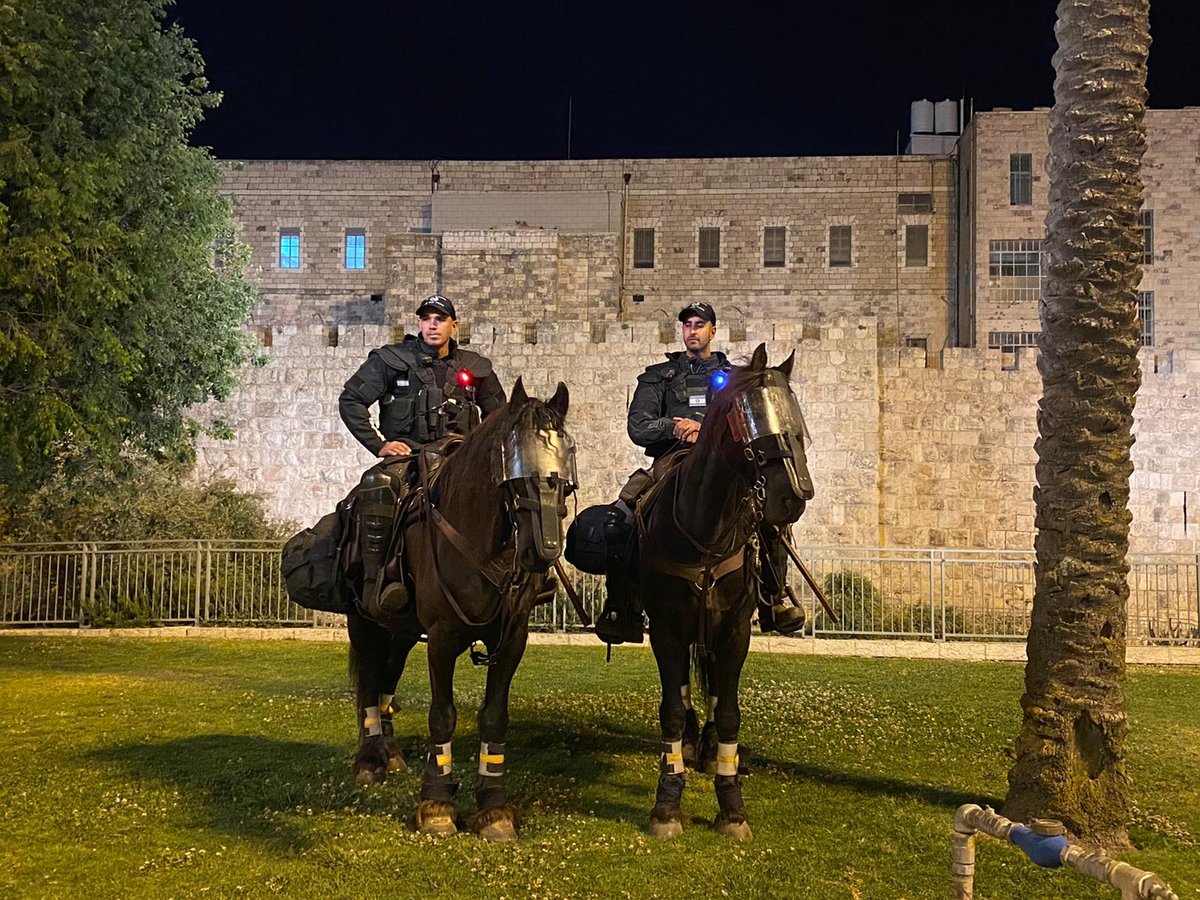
[594,607,644,645]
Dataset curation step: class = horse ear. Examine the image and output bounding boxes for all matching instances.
[777,349,796,379]
[750,343,768,370]
[510,377,528,404]
[548,382,569,418]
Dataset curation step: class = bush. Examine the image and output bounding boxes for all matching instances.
[0,455,290,544]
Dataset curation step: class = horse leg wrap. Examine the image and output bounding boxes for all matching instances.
[661,740,685,776]
[421,741,456,803]
[478,741,505,777]
[715,773,747,816]
[716,742,739,777]
[362,705,383,737]
[476,780,508,812]
[654,773,685,809]
[379,695,395,736]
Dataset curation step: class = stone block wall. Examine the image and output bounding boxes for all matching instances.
[192,316,1200,556]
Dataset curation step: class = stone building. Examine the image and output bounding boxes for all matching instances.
[196,105,1200,557]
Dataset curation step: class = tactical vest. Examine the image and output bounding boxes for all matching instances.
[374,341,491,443]
[656,357,731,422]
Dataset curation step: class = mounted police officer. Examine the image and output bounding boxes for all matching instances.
[339,294,505,619]
[594,302,805,644]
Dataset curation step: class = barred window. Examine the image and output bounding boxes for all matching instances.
[897,193,933,213]
[987,331,1040,351]
[698,227,721,268]
[763,226,786,267]
[345,229,366,270]
[279,229,300,269]
[1010,153,1033,205]
[905,224,928,267]
[1138,291,1154,346]
[829,225,852,267]
[633,228,655,268]
[989,239,1043,302]
[1140,210,1154,265]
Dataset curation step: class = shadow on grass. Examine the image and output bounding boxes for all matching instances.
[89,734,349,852]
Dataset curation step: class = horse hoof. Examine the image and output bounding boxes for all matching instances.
[385,739,406,772]
[473,807,519,843]
[415,800,459,836]
[354,764,386,786]
[715,813,752,842]
[649,817,684,839]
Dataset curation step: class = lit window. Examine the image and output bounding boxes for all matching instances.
[829,225,852,267]
[698,227,720,268]
[1140,210,1153,265]
[989,239,1042,301]
[345,229,366,270]
[763,226,786,268]
[633,228,655,269]
[279,229,300,269]
[1010,154,1033,205]
[1138,291,1154,346]
[905,225,928,267]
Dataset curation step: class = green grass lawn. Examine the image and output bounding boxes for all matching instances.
[0,637,1195,899]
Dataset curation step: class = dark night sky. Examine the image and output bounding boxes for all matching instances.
[168,1,1200,161]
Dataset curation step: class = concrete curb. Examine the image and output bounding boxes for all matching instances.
[2,626,1198,665]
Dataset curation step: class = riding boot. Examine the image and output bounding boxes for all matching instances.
[757,527,805,636]
[357,467,407,620]
[595,556,644,645]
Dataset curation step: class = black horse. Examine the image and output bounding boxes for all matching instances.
[635,344,812,840]
[346,379,574,841]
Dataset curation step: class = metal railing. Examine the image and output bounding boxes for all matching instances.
[1,542,1197,645]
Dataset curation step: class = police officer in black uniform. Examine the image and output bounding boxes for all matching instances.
[595,302,804,643]
[339,294,505,617]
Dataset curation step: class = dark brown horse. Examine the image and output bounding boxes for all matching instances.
[635,344,812,840]
[346,379,574,841]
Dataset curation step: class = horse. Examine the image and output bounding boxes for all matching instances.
[634,343,812,840]
[345,378,575,842]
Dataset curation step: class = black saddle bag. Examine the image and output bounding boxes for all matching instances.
[281,511,349,614]
[566,503,631,575]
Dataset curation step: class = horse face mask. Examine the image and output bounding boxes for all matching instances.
[493,424,578,567]
[727,369,814,524]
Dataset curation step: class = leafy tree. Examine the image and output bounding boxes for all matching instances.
[1004,0,1150,849]
[0,0,256,492]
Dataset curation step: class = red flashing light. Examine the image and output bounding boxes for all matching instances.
[457,369,474,387]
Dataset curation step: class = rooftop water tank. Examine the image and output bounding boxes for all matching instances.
[911,99,935,135]
[935,99,959,135]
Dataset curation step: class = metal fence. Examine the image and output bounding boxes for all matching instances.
[2,541,1197,645]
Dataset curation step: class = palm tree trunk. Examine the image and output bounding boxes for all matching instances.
[1003,0,1150,850]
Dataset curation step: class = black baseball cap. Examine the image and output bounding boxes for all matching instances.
[678,302,717,325]
[415,294,457,319]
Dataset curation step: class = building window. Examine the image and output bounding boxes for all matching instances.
[1138,291,1154,346]
[698,227,721,268]
[988,331,1040,352]
[829,225,852,267]
[633,228,655,269]
[763,226,786,267]
[988,239,1042,301]
[905,224,929,267]
[1009,154,1033,205]
[1140,209,1154,264]
[345,229,366,270]
[279,229,300,269]
[897,193,933,214]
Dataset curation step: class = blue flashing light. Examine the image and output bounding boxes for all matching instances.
[711,370,730,391]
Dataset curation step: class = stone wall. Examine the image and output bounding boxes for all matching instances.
[193,317,1200,556]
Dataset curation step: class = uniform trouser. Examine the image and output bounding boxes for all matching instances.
[357,465,403,609]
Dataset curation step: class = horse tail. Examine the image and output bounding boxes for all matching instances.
[690,643,710,707]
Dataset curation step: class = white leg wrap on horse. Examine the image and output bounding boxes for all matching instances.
[680,684,693,710]
[662,740,685,775]
[716,742,739,777]
[431,741,452,777]
[478,741,506,777]
[363,705,383,736]
[378,693,394,713]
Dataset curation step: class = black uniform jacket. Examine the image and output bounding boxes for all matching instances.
[627,350,731,458]
[339,335,505,456]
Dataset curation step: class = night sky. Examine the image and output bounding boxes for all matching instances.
[168,1,1200,161]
